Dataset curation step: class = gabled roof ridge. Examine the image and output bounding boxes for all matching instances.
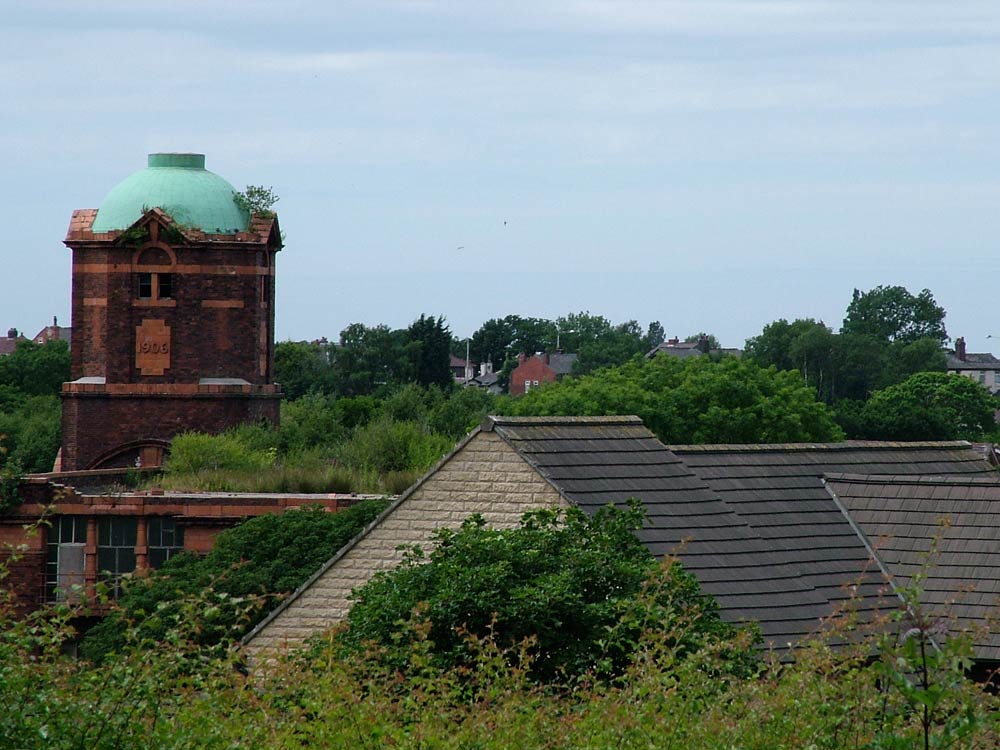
[670,440,974,453]
[826,472,1000,487]
[483,414,643,430]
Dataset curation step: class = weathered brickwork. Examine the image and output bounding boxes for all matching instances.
[61,209,282,470]
[245,431,567,656]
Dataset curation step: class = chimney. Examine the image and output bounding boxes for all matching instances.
[667,337,679,346]
[697,335,710,354]
[53,315,58,327]
[956,337,967,362]
[6,328,16,339]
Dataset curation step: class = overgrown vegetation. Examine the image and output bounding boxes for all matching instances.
[79,500,389,663]
[338,503,755,683]
[232,184,279,218]
[1,507,997,749]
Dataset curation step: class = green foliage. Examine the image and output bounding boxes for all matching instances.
[405,314,454,389]
[274,340,337,399]
[340,503,747,682]
[232,184,279,217]
[0,394,61,473]
[336,416,452,475]
[746,313,947,404]
[164,430,275,475]
[80,500,389,663]
[0,339,70,397]
[503,354,843,444]
[843,285,948,345]
[2,520,999,750]
[848,372,996,441]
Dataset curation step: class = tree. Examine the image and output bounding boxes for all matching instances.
[841,286,948,345]
[232,185,279,217]
[273,340,336,400]
[80,500,390,663]
[502,355,843,444]
[643,320,666,351]
[0,340,70,397]
[850,372,996,441]
[404,314,453,389]
[340,504,744,682]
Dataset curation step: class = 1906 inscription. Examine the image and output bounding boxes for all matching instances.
[136,319,171,376]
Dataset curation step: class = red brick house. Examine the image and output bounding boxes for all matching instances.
[509,352,577,396]
[59,153,282,471]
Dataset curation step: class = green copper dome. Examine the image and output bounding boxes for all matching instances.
[91,153,249,234]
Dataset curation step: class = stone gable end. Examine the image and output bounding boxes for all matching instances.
[246,431,566,655]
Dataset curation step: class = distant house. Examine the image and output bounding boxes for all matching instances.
[946,337,1000,393]
[509,352,577,395]
[243,416,999,670]
[450,355,476,384]
[0,328,28,357]
[468,361,502,394]
[32,316,72,348]
[646,335,741,360]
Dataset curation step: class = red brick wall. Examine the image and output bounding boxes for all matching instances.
[509,355,557,396]
[61,390,281,470]
[62,213,281,471]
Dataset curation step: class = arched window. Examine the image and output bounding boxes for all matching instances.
[134,245,175,301]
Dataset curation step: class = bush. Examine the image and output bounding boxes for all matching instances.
[336,416,452,475]
[164,431,275,475]
[339,503,749,682]
[80,499,390,663]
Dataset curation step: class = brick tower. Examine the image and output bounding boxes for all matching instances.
[60,153,282,471]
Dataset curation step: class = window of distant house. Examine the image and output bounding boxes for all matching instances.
[97,517,137,598]
[148,517,185,569]
[46,516,87,602]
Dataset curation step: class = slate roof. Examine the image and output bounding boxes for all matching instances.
[486,417,830,645]
[946,352,1000,371]
[546,352,577,375]
[825,473,1000,660]
[666,442,995,653]
[247,416,999,659]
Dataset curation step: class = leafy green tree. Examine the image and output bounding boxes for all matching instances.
[643,320,666,351]
[405,314,453,389]
[331,322,408,396]
[80,500,390,663]
[340,504,744,682]
[0,340,70,397]
[274,340,336,400]
[0,395,61,473]
[503,355,843,444]
[842,285,948,345]
[851,372,996,441]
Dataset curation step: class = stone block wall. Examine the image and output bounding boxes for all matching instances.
[245,431,567,658]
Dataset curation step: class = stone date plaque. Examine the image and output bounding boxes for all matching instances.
[136,319,171,376]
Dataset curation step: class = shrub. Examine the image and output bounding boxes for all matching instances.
[336,416,452,475]
[164,431,275,475]
[80,499,390,663]
[339,503,749,682]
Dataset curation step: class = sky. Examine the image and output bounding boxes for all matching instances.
[2,1,999,351]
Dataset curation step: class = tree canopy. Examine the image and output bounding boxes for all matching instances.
[340,504,747,682]
[846,372,996,441]
[842,285,948,345]
[502,354,843,444]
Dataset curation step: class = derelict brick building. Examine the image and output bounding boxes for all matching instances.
[60,153,282,471]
